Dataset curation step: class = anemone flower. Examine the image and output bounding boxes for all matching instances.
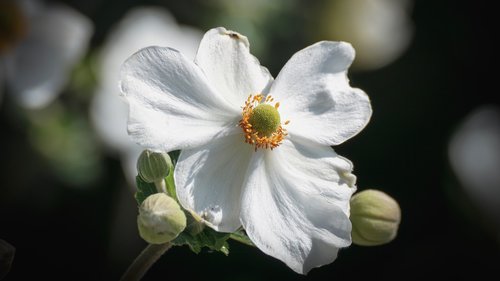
[120,27,372,273]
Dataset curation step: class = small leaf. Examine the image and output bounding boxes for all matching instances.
[173,232,202,254]
[229,229,255,247]
[172,221,231,255]
[134,176,157,205]
[219,243,230,256]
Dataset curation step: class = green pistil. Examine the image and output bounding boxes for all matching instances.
[249,104,281,137]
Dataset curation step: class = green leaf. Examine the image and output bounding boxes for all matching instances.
[229,229,255,247]
[134,176,158,205]
[172,219,231,255]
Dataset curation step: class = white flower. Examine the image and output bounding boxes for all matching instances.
[120,27,372,273]
[0,0,92,108]
[90,7,202,184]
[449,106,500,224]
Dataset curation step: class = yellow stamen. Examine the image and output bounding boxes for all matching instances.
[239,94,289,151]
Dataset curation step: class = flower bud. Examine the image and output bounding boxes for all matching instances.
[137,150,172,183]
[350,189,401,246]
[137,193,186,244]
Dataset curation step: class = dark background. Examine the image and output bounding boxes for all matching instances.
[1,0,499,280]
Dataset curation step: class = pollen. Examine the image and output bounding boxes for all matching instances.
[239,94,289,151]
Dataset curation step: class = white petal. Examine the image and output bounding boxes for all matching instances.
[120,46,241,152]
[195,27,273,108]
[5,3,93,109]
[241,139,356,274]
[175,134,253,232]
[270,41,372,146]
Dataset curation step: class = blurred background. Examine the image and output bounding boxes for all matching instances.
[1,0,499,280]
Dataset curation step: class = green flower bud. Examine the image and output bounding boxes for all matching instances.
[350,189,401,246]
[137,150,172,183]
[137,193,186,244]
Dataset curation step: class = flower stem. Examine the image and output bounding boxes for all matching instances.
[154,180,166,193]
[120,243,172,281]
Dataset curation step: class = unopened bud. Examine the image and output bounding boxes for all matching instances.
[137,150,172,183]
[138,193,186,244]
[350,189,401,246]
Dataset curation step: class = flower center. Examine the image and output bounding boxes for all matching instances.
[249,104,280,137]
[239,94,289,151]
[0,1,27,54]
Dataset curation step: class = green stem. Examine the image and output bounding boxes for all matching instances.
[154,180,166,193]
[120,243,172,281]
